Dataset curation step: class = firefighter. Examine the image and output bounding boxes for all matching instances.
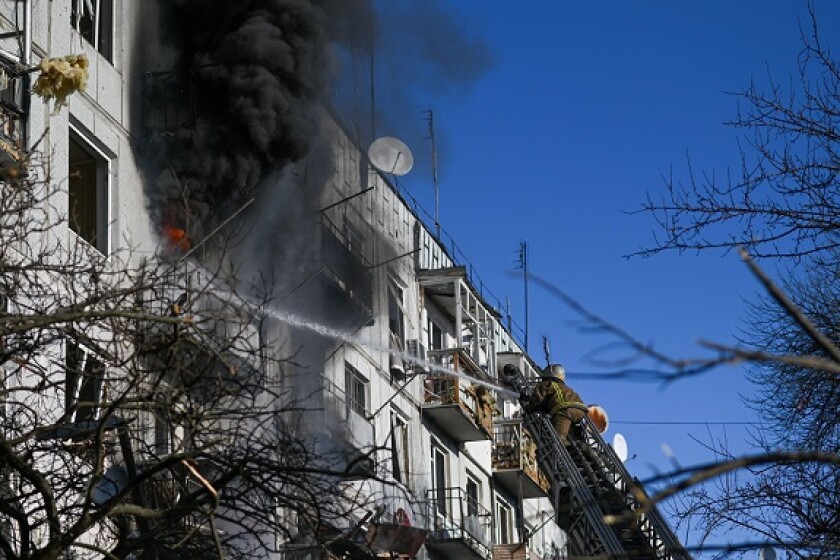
[515,363,587,446]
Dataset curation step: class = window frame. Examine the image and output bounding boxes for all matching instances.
[388,276,406,347]
[430,444,448,517]
[70,0,115,63]
[68,127,111,255]
[428,318,444,351]
[465,473,481,518]
[65,338,106,425]
[390,409,410,485]
[344,362,368,417]
[496,499,513,545]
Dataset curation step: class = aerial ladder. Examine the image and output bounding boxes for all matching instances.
[502,366,692,560]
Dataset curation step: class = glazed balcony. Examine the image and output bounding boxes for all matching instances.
[421,348,494,442]
[418,267,500,378]
[425,487,493,560]
[491,419,550,499]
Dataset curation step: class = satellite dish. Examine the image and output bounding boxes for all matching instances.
[368,137,414,176]
[759,546,777,560]
[612,433,629,462]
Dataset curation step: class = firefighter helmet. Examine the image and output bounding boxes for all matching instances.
[544,363,565,381]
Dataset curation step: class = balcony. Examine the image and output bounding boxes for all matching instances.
[422,348,494,442]
[425,487,493,560]
[492,420,550,499]
[418,267,500,378]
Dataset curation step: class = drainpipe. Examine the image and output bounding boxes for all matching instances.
[22,0,31,66]
[22,0,32,147]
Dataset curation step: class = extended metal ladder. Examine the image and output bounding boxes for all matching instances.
[506,369,692,560]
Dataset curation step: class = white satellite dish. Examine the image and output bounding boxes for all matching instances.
[612,433,629,462]
[759,546,777,560]
[368,136,414,176]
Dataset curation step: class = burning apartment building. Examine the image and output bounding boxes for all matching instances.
[0,1,690,559]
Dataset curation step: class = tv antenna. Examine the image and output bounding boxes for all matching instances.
[368,136,414,176]
[424,109,440,236]
[542,336,551,367]
[516,241,530,351]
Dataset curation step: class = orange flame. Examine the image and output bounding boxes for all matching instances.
[163,224,192,252]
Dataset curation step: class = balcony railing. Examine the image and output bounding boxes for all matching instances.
[425,487,493,560]
[422,348,494,441]
[492,419,550,498]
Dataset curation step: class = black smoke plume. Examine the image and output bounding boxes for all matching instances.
[134,0,371,243]
[133,0,492,245]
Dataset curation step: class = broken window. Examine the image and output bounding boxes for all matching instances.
[344,362,367,417]
[388,277,405,348]
[71,0,114,62]
[65,339,105,424]
[68,132,109,254]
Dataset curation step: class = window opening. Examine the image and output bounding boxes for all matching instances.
[344,362,367,417]
[497,501,512,544]
[466,475,480,518]
[390,410,409,484]
[65,339,105,424]
[68,132,109,253]
[71,0,114,62]
[388,277,405,348]
[431,446,447,516]
[428,319,444,351]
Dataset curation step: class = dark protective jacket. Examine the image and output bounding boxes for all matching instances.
[524,378,585,417]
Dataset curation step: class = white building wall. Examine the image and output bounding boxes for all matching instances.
[1,2,565,556]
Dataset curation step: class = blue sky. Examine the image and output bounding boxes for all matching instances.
[377,0,840,550]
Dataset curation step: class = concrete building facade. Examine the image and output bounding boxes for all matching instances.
[0,2,572,559]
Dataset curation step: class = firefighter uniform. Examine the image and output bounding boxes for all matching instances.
[524,374,586,446]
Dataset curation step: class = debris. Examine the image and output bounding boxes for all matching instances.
[32,54,89,112]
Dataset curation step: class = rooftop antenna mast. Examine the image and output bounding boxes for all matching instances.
[368,2,376,140]
[424,109,440,237]
[516,241,530,351]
